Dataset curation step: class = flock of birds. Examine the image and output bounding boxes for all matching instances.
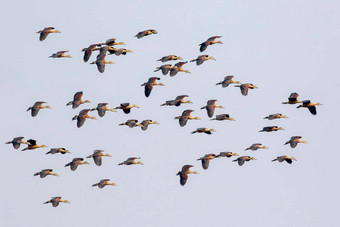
[5,26,323,207]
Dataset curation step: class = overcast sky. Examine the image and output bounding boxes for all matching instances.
[1,0,339,226]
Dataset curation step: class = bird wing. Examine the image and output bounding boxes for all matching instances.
[202,158,210,169]
[240,84,248,96]
[308,106,317,115]
[199,42,208,52]
[144,83,153,97]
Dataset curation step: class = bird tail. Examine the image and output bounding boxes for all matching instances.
[232,159,237,162]
[65,163,71,167]
[92,183,98,187]
[33,172,40,176]
[284,141,289,145]
[5,141,11,144]
[118,162,124,165]
[191,131,197,134]
[176,171,181,176]
[297,105,302,108]
[154,68,160,72]
[216,82,222,85]
[271,159,277,162]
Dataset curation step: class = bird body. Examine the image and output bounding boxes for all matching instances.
[83,44,101,62]
[27,101,51,117]
[216,152,238,158]
[34,169,58,178]
[175,110,200,127]
[259,126,284,132]
[6,137,30,149]
[37,27,60,41]
[169,61,190,77]
[216,75,240,87]
[157,55,182,62]
[139,120,159,131]
[211,114,235,121]
[154,64,173,75]
[108,48,132,56]
[282,92,302,104]
[91,103,115,117]
[49,51,71,58]
[272,155,297,164]
[92,179,116,188]
[201,100,224,118]
[90,54,114,73]
[284,136,307,148]
[118,157,143,165]
[46,148,70,155]
[119,119,143,128]
[177,165,198,186]
[72,109,96,128]
[199,36,222,52]
[115,103,139,114]
[264,113,288,120]
[197,154,216,169]
[235,83,258,96]
[66,91,90,109]
[100,38,125,46]
[190,55,216,65]
[135,29,157,39]
[141,77,164,97]
[245,143,268,151]
[22,139,47,151]
[191,128,215,135]
[44,197,69,207]
[65,158,89,171]
[297,100,321,115]
[161,95,192,107]
[86,150,111,166]
[233,156,256,166]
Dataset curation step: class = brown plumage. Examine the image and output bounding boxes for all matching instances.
[108,48,132,56]
[92,179,116,188]
[272,155,297,164]
[297,100,322,115]
[201,100,224,118]
[157,55,182,62]
[6,137,30,149]
[282,92,302,104]
[245,143,268,151]
[211,114,235,121]
[216,75,240,88]
[197,154,216,170]
[190,55,216,65]
[161,95,192,107]
[235,83,258,96]
[72,109,96,128]
[37,27,60,41]
[154,64,173,75]
[22,139,47,151]
[175,110,200,127]
[27,101,51,117]
[177,165,198,186]
[191,128,215,135]
[119,119,143,128]
[199,36,223,52]
[169,61,190,77]
[100,38,125,46]
[90,54,114,73]
[91,103,116,117]
[34,169,58,178]
[65,158,89,171]
[49,51,71,58]
[135,29,157,39]
[233,156,256,166]
[86,150,111,166]
[115,103,139,114]
[259,126,284,132]
[216,152,238,158]
[284,136,307,148]
[141,77,164,97]
[139,120,159,131]
[44,197,70,207]
[118,157,143,165]
[264,113,288,120]
[83,44,101,62]
[46,148,70,155]
[66,91,90,109]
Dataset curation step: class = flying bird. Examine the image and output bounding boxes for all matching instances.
[135,29,157,39]
[5,137,30,149]
[177,165,198,186]
[92,179,117,188]
[65,158,89,171]
[66,91,90,109]
[72,109,96,128]
[27,101,51,117]
[86,150,111,166]
[282,92,302,104]
[284,136,307,148]
[34,169,59,178]
[141,77,164,97]
[157,55,182,62]
[170,61,190,77]
[272,155,297,164]
[190,55,216,65]
[154,64,173,75]
[191,128,215,135]
[233,156,256,166]
[174,110,200,127]
[216,75,241,88]
[44,197,70,207]
[82,44,101,62]
[235,83,258,96]
[90,54,114,73]
[211,114,235,121]
[22,139,47,151]
[139,120,159,131]
[264,113,288,120]
[108,48,133,56]
[119,119,143,128]
[245,143,268,151]
[216,152,238,158]
[37,27,60,41]
[197,154,216,170]
[201,100,224,118]
[46,148,70,155]
[115,103,139,114]
[100,38,125,46]
[199,36,222,52]
[49,51,71,58]
[118,157,143,165]
[161,95,192,107]
[91,103,116,117]
[259,126,284,132]
[297,100,322,115]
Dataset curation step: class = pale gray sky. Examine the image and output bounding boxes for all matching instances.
[1,0,339,226]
